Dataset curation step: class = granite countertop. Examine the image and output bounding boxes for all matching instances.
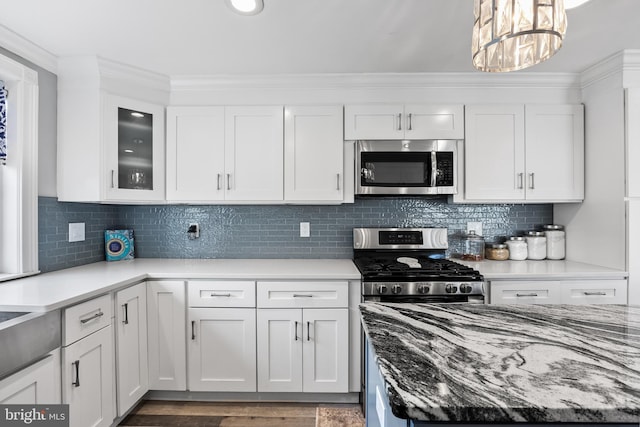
[360,302,640,423]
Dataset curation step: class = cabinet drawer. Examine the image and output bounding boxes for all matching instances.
[560,280,628,304]
[490,281,561,304]
[188,281,256,307]
[257,281,348,308]
[63,294,112,346]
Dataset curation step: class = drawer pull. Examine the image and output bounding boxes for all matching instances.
[293,294,314,298]
[80,310,104,325]
[210,293,232,297]
[584,291,607,296]
[516,293,538,297]
[72,360,80,387]
[294,321,299,341]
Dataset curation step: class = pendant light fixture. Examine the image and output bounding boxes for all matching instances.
[472,0,567,72]
[226,0,264,15]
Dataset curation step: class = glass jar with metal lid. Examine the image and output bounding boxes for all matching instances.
[485,243,509,261]
[461,230,485,261]
[525,231,547,260]
[506,236,527,260]
[543,224,565,260]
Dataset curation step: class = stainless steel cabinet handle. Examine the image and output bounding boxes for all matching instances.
[430,151,438,187]
[294,321,299,341]
[191,320,196,340]
[210,293,232,297]
[584,291,607,296]
[516,293,538,297]
[111,170,115,189]
[80,311,104,324]
[122,303,129,325]
[293,294,313,298]
[529,173,535,190]
[72,360,80,387]
[227,174,231,190]
[217,174,221,191]
[336,173,341,191]
[397,113,402,131]
[518,173,524,189]
[407,113,413,131]
[307,321,311,341]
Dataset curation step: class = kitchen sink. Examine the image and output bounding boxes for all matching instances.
[0,310,61,380]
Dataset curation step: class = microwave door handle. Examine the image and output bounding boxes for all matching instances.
[430,151,438,187]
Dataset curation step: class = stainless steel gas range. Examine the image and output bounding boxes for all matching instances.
[353,227,485,303]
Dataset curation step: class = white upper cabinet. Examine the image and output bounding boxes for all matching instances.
[57,56,169,203]
[456,104,584,203]
[284,105,344,202]
[344,104,464,140]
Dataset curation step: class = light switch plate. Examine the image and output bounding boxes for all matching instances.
[69,222,85,242]
[300,222,310,238]
[466,221,483,236]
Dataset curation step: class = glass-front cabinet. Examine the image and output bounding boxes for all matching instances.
[104,95,165,201]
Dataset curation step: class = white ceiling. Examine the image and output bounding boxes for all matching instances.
[0,0,639,77]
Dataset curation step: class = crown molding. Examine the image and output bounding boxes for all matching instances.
[0,23,57,74]
[171,71,580,92]
[580,49,640,89]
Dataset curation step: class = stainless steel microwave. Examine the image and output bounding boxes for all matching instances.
[356,139,458,196]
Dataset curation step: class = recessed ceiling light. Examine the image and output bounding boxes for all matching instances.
[565,0,591,9]
[130,112,144,118]
[226,0,264,15]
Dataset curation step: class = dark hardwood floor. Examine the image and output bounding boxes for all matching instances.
[119,400,365,427]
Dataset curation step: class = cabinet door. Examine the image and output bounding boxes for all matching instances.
[525,104,584,201]
[103,94,165,202]
[463,105,526,201]
[284,105,344,202]
[0,350,60,404]
[188,308,257,392]
[166,106,225,201]
[256,309,303,392]
[224,106,284,201]
[344,104,404,140]
[489,280,562,304]
[404,104,464,139]
[115,283,148,416]
[147,281,186,391]
[560,280,627,304]
[62,325,114,427]
[302,309,349,393]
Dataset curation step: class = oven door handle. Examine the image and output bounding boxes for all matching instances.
[430,151,438,187]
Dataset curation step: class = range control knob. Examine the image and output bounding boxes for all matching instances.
[445,283,458,294]
[392,284,403,294]
[460,283,473,294]
[418,284,430,294]
[377,285,387,294]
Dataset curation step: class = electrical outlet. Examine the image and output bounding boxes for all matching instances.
[300,222,310,238]
[69,222,85,242]
[466,222,483,236]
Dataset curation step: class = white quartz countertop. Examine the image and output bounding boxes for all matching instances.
[457,259,628,280]
[0,259,361,312]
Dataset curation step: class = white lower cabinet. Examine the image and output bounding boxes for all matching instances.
[114,283,148,416]
[490,279,627,304]
[256,281,349,393]
[257,308,349,393]
[0,349,61,404]
[62,295,114,427]
[187,308,257,392]
[147,280,186,391]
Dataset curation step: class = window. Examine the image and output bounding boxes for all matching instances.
[0,53,38,280]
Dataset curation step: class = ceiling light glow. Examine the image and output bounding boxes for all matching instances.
[226,0,264,15]
[130,112,144,118]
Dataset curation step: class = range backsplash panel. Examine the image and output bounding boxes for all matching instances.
[38,197,552,272]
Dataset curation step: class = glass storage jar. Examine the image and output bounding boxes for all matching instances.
[485,243,509,261]
[543,224,566,260]
[461,230,485,261]
[525,231,547,260]
[506,237,528,260]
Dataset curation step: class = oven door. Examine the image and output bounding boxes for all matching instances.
[356,140,457,195]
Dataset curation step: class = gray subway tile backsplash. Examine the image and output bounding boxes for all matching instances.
[38,196,552,273]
